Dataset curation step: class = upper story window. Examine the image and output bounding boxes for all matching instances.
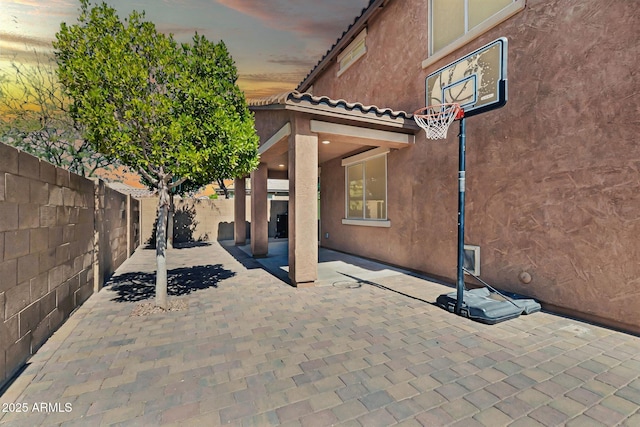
[337,29,367,77]
[429,0,524,57]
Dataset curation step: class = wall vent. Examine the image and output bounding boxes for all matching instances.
[463,245,480,276]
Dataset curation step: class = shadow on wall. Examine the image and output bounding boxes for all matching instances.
[217,221,251,241]
[141,198,283,245]
[146,203,204,247]
[174,203,201,242]
[106,264,236,302]
[218,221,234,241]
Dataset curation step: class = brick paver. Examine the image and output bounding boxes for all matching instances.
[1,241,639,426]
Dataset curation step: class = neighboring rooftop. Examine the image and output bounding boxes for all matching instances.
[106,182,156,198]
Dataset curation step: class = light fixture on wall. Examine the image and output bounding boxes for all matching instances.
[278,164,285,168]
[321,140,331,144]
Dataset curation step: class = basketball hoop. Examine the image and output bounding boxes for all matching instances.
[413,103,463,140]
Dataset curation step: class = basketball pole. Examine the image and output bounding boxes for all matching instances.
[455,117,466,315]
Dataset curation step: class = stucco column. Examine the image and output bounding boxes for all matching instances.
[234,177,247,245]
[288,125,318,286]
[250,164,269,257]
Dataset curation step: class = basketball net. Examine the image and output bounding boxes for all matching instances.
[413,104,462,140]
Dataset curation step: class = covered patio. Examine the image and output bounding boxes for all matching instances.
[234,91,420,287]
[231,238,447,302]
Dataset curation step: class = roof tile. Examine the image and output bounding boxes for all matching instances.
[248,90,412,120]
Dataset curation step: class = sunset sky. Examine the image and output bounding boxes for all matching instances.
[0,0,371,99]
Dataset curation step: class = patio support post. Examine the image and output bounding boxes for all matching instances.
[234,177,247,245]
[250,163,269,257]
[288,118,318,286]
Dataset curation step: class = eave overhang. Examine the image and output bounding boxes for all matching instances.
[249,91,419,133]
[249,91,419,176]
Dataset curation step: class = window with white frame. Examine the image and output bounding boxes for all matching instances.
[430,0,523,55]
[344,149,387,221]
[337,29,367,76]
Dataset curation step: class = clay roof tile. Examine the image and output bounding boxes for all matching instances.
[248,90,412,120]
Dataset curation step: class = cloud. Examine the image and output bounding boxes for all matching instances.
[266,56,317,69]
[9,0,73,6]
[0,32,54,49]
[238,70,305,98]
[156,25,210,38]
[7,0,78,18]
[215,0,366,43]
[240,72,305,84]
[242,84,296,99]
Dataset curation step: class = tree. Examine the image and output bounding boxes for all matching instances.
[54,0,259,308]
[0,50,114,177]
[217,179,230,199]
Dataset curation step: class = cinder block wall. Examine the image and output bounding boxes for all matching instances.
[140,196,254,244]
[139,197,288,245]
[0,143,139,388]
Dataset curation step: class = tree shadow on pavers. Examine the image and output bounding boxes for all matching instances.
[107,264,236,302]
[142,241,211,250]
[173,241,211,249]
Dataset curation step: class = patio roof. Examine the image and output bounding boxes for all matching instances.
[248,90,417,130]
[248,91,419,174]
[248,90,412,119]
[106,182,156,198]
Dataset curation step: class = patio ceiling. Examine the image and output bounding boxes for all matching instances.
[249,91,420,174]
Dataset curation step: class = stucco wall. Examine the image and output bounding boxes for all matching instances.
[0,143,139,387]
[310,0,426,113]
[253,110,290,146]
[316,0,640,332]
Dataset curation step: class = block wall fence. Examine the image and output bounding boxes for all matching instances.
[138,197,286,245]
[0,142,139,389]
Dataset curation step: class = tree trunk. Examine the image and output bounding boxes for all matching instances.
[218,178,230,199]
[155,179,170,309]
[167,193,174,249]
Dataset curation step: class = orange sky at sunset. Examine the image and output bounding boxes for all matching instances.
[0,0,371,192]
[1,0,371,98]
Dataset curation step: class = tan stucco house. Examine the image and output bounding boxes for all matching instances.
[234,0,640,333]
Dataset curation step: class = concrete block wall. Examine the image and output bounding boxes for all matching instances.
[140,196,254,245]
[139,196,286,245]
[128,196,140,257]
[0,143,139,388]
[94,185,140,288]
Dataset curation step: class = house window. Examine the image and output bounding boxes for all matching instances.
[343,148,388,224]
[337,29,367,77]
[429,0,524,55]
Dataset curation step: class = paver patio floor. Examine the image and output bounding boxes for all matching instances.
[1,241,639,426]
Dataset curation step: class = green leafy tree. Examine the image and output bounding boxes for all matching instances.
[54,0,259,308]
[0,50,114,177]
[139,173,203,249]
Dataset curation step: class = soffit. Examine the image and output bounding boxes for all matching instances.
[249,91,418,175]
